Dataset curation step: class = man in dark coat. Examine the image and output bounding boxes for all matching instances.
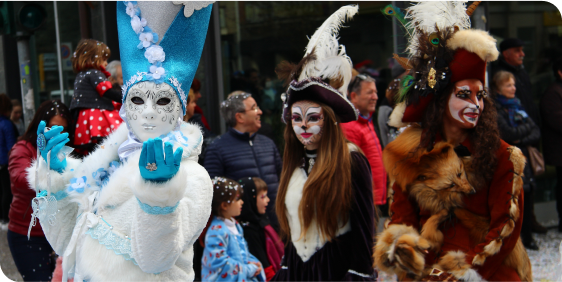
[492,38,540,126]
[204,91,282,229]
[541,58,562,231]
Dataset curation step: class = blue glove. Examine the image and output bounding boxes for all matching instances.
[37,121,69,173]
[139,138,183,182]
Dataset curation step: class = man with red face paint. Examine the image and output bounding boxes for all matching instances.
[374,2,530,281]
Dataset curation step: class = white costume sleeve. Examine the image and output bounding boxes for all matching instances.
[129,160,212,274]
[26,157,82,255]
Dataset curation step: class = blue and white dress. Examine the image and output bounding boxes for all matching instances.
[202,217,265,282]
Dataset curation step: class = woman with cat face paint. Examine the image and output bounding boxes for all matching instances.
[272,5,376,281]
[375,2,531,281]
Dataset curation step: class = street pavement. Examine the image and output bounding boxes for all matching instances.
[1,225,561,281]
[0,227,23,281]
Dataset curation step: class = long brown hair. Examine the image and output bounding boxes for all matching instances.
[420,84,500,182]
[276,102,352,241]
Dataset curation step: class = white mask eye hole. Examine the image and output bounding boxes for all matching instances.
[131,97,144,105]
[156,97,171,106]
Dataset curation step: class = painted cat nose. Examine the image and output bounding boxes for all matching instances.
[301,125,306,130]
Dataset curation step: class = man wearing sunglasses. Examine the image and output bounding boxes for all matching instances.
[341,74,387,207]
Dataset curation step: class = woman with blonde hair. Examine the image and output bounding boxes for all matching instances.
[493,70,543,250]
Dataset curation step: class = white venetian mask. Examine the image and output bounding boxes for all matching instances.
[124,81,183,142]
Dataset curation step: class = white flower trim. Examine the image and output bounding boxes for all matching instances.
[138,32,155,49]
[121,2,187,113]
[131,15,146,34]
[144,45,165,64]
[125,1,138,17]
[124,1,167,85]
[148,65,166,80]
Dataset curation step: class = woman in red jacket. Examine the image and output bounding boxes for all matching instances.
[8,100,73,281]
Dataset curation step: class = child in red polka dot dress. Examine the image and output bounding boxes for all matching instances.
[69,39,124,156]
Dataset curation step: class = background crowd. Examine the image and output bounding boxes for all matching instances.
[1,35,562,281]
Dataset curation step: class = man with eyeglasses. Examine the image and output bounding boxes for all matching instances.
[203,91,282,229]
[341,74,387,207]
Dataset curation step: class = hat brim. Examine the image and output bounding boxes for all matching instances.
[283,79,358,123]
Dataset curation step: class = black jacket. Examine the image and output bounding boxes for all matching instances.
[540,80,562,166]
[495,100,541,191]
[492,57,540,126]
[203,128,282,228]
[70,69,120,112]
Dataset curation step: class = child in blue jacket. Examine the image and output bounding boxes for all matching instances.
[202,177,265,282]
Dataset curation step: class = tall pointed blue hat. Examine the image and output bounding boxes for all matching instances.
[117,1,213,115]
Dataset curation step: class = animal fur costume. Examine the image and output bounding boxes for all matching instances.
[374,1,531,281]
[377,126,531,281]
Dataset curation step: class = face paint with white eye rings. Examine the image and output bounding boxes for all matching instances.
[291,100,324,148]
[124,81,183,142]
[447,82,486,128]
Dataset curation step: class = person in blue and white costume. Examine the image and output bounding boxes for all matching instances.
[26,2,214,281]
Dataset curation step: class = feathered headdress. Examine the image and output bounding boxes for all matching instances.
[276,5,359,124]
[382,1,498,128]
[297,5,357,95]
[404,1,471,57]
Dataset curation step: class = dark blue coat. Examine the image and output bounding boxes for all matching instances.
[203,128,282,228]
[0,116,16,166]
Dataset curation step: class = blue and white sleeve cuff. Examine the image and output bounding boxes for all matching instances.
[136,198,179,215]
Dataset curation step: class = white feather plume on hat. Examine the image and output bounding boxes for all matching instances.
[297,5,358,96]
[404,1,471,57]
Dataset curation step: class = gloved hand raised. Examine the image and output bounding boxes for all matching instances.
[36,120,69,173]
[139,138,183,182]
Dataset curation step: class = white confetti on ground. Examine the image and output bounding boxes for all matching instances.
[527,229,562,281]
[375,229,562,281]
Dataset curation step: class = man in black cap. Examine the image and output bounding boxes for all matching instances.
[492,38,540,125]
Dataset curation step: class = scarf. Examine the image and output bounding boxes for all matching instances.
[99,65,112,79]
[495,94,528,127]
